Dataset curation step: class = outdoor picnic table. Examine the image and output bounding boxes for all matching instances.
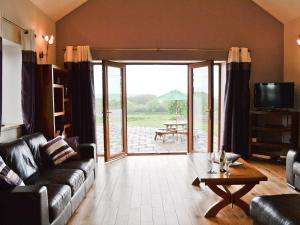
[163,121,187,131]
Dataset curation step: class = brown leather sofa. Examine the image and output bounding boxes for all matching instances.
[0,133,97,225]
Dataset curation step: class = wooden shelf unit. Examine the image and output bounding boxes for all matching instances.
[249,109,299,160]
[36,64,73,139]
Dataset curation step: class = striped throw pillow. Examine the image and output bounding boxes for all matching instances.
[0,159,24,189]
[41,136,78,165]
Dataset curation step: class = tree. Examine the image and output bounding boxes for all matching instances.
[146,100,167,113]
[167,100,187,115]
[128,94,156,105]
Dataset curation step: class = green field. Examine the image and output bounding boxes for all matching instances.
[96,113,186,128]
[127,113,185,128]
[96,112,220,136]
[95,90,217,133]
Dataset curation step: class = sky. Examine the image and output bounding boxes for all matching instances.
[94,64,211,97]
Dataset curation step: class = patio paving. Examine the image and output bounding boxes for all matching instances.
[96,125,218,154]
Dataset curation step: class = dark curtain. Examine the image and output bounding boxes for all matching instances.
[0,37,2,130]
[65,61,96,144]
[222,62,251,158]
[21,51,37,134]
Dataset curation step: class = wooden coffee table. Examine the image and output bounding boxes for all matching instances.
[189,153,267,217]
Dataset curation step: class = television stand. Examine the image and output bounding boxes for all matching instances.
[250,109,299,161]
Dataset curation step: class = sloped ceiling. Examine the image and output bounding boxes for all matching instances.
[30,0,300,24]
[252,0,300,23]
[30,0,88,21]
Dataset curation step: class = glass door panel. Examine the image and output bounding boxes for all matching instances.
[192,67,209,152]
[103,61,127,162]
[213,64,221,152]
[188,61,214,153]
[93,64,104,154]
[107,66,123,154]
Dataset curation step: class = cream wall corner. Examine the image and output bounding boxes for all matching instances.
[0,0,56,64]
[284,16,300,108]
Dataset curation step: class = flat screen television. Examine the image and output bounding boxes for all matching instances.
[254,82,294,109]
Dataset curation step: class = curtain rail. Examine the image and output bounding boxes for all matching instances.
[1,17,37,37]
[2,17,27,32]
[63,47,250,52]
[63,47,229,52]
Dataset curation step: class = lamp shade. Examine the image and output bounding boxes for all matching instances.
[297,36,300,46]
[44,35,49,42]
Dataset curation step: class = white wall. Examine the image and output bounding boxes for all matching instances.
[2,38,22,125]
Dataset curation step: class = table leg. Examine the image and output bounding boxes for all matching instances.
[192,177,200,186]
[204,183,256,217]
[231,184,256,216]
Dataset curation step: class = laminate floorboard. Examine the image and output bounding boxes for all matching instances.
[68,155,297,225]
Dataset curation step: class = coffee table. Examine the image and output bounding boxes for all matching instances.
[189,153,267,217]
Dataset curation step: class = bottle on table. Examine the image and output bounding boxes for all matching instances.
[220,146,226,173]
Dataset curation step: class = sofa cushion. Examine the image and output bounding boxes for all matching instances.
[64,136,79,152]
[26,169,85,195]
[250,194,300,225]
[40,136,78,166]
[0,139,38,180]
[21,133,47,169]
[55,159,95,178]
[0,156,24,189]
[46,184,72,223]
[293,162,300,176]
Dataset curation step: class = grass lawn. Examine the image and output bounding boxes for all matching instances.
[96,112,217,134]
[127,113,185,128]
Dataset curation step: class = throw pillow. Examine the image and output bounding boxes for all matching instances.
[64,136,79,151]
[40,136,78,165]
[0,156,25,189]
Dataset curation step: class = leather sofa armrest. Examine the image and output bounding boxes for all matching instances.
[286,149,298,187]
[78,143,97,162]
[0,185,49,225]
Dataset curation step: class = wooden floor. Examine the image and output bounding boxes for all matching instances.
[68,155,297,225]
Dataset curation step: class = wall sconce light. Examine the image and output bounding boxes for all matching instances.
[297,35,300,46]
[39,35,54,62]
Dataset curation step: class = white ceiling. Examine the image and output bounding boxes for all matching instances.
[252,0,300,23]
[30,0,300,24]
[30,0,88,21]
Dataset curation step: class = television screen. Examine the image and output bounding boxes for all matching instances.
[254,82,294,109]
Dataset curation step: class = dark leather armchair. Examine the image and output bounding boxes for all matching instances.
[250,149,300,225]
[250,194,300,225]
[0,185,49,225]
[286,149,300,190]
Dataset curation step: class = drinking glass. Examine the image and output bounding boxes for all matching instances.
[207,152,216,174]
[225,158,232,176]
